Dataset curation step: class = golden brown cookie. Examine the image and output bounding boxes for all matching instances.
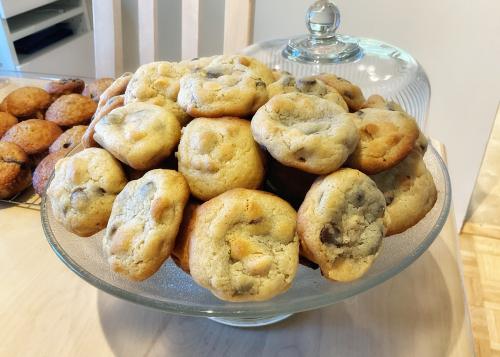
[32,149,69,195]
[49,125,87,153]
[0,112,18,138]
[45,94,97,127]
[0,142,32,199]
[82,95,124,148]
[1,87,52,118]
[45,79,85,98]
[171,201,200,274]
[315,74,365,112]
[188,188,299,302]
[297,168,386,281]
[370,150,437,235]
[47,148,128,237]
[177,117,266,201]
[347,108,420,174]
[251,93,359,174]
[1,119,62,155]
[103,169,190,281]
[83,78,114,102]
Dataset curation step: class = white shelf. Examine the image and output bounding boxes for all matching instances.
[8,3,83,41]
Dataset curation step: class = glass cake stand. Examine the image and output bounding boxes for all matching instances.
[41,145,451,327]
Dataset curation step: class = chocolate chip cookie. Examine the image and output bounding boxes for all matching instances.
[103,169,189,281]
[251,93,359,174]
[189,188,299,302]
[46,148,127,237]
[297,168,386,281]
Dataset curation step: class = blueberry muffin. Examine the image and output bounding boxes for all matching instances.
[370,150,437,235]
[1,119,62,154]
[93,102,181,170]
[46,148,127,237]
[188,188,299,302]
[33,149,70,195]
[49,125,87,153]
[83,78,114,102]
[0,142,32,199]
[103,169,189,281]
[0,87,52,118]
[177,117,265,201]
[45,79,85,98]
[45,94,97,126]
[251,93,359,174]
[297,168,386,281]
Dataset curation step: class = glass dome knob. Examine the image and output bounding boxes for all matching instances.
[282,0,362,63]
[306,0,340,39]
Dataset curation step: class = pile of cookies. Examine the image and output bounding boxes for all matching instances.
[0,77,115,199]
[45,54,437,302]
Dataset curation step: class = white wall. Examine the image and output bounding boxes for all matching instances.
[124,0,500,228]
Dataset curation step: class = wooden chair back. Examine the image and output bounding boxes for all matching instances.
[92,0,255,78]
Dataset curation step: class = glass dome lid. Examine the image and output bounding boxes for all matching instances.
[242,0,430,128]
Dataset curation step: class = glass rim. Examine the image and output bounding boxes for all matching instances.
[41,145,451,318]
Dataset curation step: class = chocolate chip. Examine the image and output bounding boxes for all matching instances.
[355,111,365,117]
[320,223,342,245]
[343,91,354,100]
[206,71,223,79]
[70,187,87,204]
[249,217,263,224]
[354,191,365,206]
[62,143,70,148]
[385,192,394,205]
[255,80,266,87]
[298,77,317,86]
[109,224,118,236]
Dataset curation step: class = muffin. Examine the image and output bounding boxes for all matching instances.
[33,149,69,195]
[103,169,189,281]
[83,78,114,102]
[0,87,51,118]
[189,188,299,302]
[177,117,266,201]
[45,94,97,126]
[0,142,32,199]
[46,148,127,237]
[45,79,85,98]
[49,125,87,153]
[1,119,62,154]
[0,112,18,138]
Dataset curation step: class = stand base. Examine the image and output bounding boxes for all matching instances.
[208,313,292,327]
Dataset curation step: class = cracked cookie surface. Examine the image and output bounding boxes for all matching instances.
[188,188,299,302]
[297,168,386,281]
[370,150,437,235]
[177,55,272,118]
[124,61,191,125]
[103,169,189,281]
[47,148,127,237]
[177,117,265,201]
[251,92,359,174]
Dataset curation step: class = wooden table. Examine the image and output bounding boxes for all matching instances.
[0,163,475,356]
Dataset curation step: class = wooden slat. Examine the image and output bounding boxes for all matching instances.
[181,0,200,60]
[223,0,255,54]
[138,0,158,65]
[92,0,123,78]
